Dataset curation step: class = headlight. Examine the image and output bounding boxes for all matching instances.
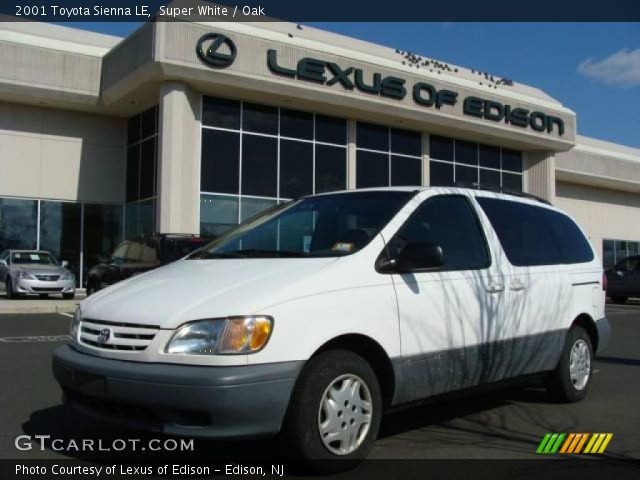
[69,307,81,341]
[60,272,74,280]
[16,272,35,280]
[166,316,273,355]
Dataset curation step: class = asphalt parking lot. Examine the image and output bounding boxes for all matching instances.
[0,305,638,466]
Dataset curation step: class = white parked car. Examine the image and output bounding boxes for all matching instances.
[53,187,610,469]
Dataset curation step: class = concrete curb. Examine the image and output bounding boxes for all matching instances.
[0,304,80,315]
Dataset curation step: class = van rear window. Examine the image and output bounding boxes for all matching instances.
[476,197,594,266]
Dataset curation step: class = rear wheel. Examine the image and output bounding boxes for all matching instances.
[284,350,382,472]
[547,326,593,402]
[611,296,628,304]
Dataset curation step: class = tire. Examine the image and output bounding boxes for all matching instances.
[547,326,593,403]
[283,350,382,473]
[62,293,75,300]
[611,296,628,304]
[5,278,14,299]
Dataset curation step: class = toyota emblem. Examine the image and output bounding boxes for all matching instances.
[97,328,111,344]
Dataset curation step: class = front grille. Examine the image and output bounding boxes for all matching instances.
[79,318,159,352]
[36,274,59,281]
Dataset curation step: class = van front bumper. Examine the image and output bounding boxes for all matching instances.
[52,345,303,439]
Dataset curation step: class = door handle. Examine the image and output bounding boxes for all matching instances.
[510,280,526,291]
[486,283,504,294]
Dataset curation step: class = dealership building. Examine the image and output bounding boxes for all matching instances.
[1,15,639,286]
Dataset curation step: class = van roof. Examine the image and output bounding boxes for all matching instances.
[312,185,550,205]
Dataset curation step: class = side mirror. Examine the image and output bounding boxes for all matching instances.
[377,242,445,273]
[396,242,445,272]
[61,260,69,268]
[0,259,6,267]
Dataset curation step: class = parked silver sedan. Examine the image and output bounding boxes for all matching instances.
[0,250,76,299]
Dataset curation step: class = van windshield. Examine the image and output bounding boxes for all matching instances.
[189,191,415,259]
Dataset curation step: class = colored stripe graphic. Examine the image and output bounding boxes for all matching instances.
[539,433,613,454]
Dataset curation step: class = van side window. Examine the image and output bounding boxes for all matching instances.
[477,197,593,266]
[388,196,490,271]
[541,208,594,263]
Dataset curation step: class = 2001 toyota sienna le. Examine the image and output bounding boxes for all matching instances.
[53,187,610,466]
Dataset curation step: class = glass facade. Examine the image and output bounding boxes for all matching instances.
[200,96,348,238]
[603,239,640,268]
[355,122,422,188]
[429,135,523,192]
[126,105,158,238]
[0,196,122,287]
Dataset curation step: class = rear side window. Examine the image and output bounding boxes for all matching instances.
[388,195,490,271]
[477,197,593,266]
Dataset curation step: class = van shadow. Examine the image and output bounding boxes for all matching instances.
[23,382,553,463]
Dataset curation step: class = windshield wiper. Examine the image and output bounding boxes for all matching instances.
[228,249,308,258]
[191,251,245,259]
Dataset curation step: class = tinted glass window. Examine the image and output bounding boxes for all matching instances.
[456,164,477,184]
[429,161,454,186]
[280,140,313,199]
[242,135,277,197]
[391,155,421,186]
[477,197,563,266]
[316,115,347,145]
[200,195,239,238]
[391,128,421,156]
[315,145,346,193]
[502,149,523,172]
[280,109,313,140]
[479,144,500,169]
[356,150,388,188]
[127,115,140,144]
[126,144,140,202]
[357,122,389,151]
[140,106,157,139]
[388,196,490,270]
[502,172,523,192]
[430,135,453,161]
[480,169,501,188]
[542,209,594,263]
[243,103,278,135]
[139,138,156,200]
[201,129,239,194]
[455,140,478,166]
[202,96,240,129]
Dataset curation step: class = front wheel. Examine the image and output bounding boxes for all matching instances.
[283,350,382,472]
[5,278,14,299]
[547,326,593,402]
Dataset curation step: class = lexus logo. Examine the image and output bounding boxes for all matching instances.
[97,328,111,344]
[196,33,237,68]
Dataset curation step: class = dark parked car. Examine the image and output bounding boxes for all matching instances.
[85,234,209,295]
[605,255,640,304]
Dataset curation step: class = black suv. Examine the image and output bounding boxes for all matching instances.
[85,234,209,295]
[606,255,640,304]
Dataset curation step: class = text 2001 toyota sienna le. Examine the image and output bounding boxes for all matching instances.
[53,187,610,467]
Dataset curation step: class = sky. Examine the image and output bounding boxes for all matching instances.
[65,22,640,148]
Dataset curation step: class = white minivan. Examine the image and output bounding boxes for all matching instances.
[53,187,610,465]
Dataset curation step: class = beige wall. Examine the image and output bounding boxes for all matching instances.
[555,181,640,260]
[0,102,126,204]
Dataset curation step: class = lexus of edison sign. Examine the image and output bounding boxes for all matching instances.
[195,33,565,137]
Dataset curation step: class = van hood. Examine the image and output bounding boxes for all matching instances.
[80,257,339,328]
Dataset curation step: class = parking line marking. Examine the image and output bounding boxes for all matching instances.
[59,312,73,318]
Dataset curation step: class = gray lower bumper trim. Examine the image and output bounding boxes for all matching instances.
[52,345,303,439]
[595,317,611,354]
